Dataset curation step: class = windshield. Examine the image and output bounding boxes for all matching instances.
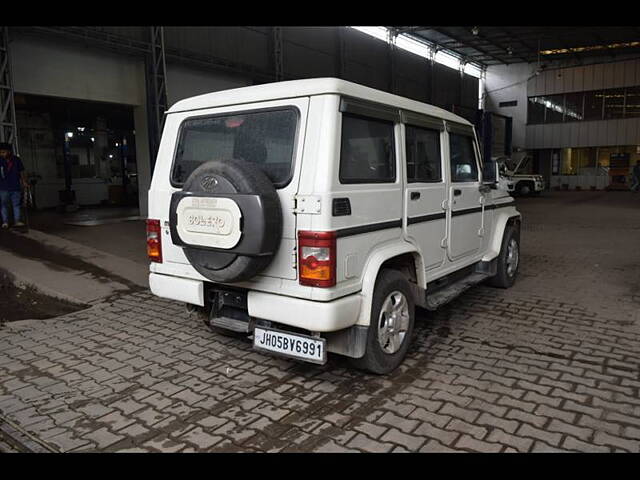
[172,108,298,187]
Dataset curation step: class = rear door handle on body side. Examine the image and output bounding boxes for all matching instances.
[453,189,462,196]
[410,191,421,200]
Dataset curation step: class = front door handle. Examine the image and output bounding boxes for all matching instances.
[453,189,462,196]
[410,191,420,200]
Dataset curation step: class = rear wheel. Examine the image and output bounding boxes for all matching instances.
[350,269,415,375]
[488,225,520,289]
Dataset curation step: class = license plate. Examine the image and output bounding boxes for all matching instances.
[253,327,327,365]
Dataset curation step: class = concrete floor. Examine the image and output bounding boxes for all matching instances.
[0,191,639,452]
[27,207,147,266]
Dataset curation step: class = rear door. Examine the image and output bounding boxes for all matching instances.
[158,97,310,280]
[446,122,484,261]
[402,112,447,272]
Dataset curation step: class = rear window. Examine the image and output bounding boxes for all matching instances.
[171,108,298,187]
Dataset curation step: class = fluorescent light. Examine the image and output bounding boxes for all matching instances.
[350,26,389,43]
[349,26,482,75]
[464,63,482,78]
[395,34,431,59]
[435,50,460,70]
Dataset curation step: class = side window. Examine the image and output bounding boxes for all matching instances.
[339,114,396,184]
[406,125,442,183]
[449,133,479,183]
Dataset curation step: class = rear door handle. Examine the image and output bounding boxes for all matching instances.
[453,189,462,196]
[410,191,420,200]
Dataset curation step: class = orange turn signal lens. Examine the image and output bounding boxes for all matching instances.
[146,219,163,263]
[298,231,336,287]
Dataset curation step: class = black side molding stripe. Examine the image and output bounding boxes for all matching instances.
[488,200,516,210]
[336,201,516,237]
[451,206,483,217]
[336,219,402,238]
[451,200,516,218]
[407,212,446,225]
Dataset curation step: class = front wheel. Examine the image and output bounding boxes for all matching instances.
[350,269,415,375]
[487,225,520,289]
[516,182,532,196]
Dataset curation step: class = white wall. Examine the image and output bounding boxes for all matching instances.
[11,35,145,105]
[484,63,536,150]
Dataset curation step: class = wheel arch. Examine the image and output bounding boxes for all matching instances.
[482,210,521,262]
[356,243,423,327]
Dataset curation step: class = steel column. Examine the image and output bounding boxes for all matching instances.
[336,27,346,79]
[388,28,398,94]
[272,27,284,81]
[0,26,19,155]
[146,26,168,170]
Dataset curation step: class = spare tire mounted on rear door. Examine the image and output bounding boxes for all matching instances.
[169,158,282,283]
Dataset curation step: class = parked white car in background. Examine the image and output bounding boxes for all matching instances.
[147,78,521,374]
[496,153,545,196]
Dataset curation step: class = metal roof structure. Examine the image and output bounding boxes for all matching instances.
[393,26,640,67]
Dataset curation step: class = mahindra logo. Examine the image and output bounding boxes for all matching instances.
[200,175,219,191]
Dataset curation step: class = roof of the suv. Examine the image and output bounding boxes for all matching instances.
[167,77,472,126]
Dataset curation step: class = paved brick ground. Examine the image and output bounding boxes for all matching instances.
[1,191,639,452]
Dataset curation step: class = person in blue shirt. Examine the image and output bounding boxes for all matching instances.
[631,161,640,193]
[0,142,27,228]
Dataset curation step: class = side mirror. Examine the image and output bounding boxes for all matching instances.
[481,160,499,187]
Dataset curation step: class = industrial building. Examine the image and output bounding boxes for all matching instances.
[3,27,639,217]
[2,25,640,454]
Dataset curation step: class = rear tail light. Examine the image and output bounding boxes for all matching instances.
[146,219,162,263]
[298,230,336,287]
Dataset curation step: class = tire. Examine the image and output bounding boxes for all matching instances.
[350,269,415,375]
[516,182,532,196]
[487,225,520,289]
[172,159,282,283]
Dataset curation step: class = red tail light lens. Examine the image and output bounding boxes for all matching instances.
[146,219,162,263]
[298,230,336,287]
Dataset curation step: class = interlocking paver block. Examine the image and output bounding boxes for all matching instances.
[455,434,503,453]
[97,411,136,431]
[180,427,223,450]
[486,429,534,452]
[3,198,640,454]
[380,428,426,451]
[517,424,562,447]
[346,433,394,453]
[82,427,124,449]
[592,432,640,452]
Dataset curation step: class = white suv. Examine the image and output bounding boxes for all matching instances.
[147,78,521,374]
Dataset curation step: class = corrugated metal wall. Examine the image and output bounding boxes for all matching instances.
[86,26,479,114]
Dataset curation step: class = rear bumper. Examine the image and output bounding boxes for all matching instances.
[149,272,362,333]
[149,272,204,306]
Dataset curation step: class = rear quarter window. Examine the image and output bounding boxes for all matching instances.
[339,113,396,184]
[171,107,298,188]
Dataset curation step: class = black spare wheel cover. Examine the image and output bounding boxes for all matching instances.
[170,158,282,283]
